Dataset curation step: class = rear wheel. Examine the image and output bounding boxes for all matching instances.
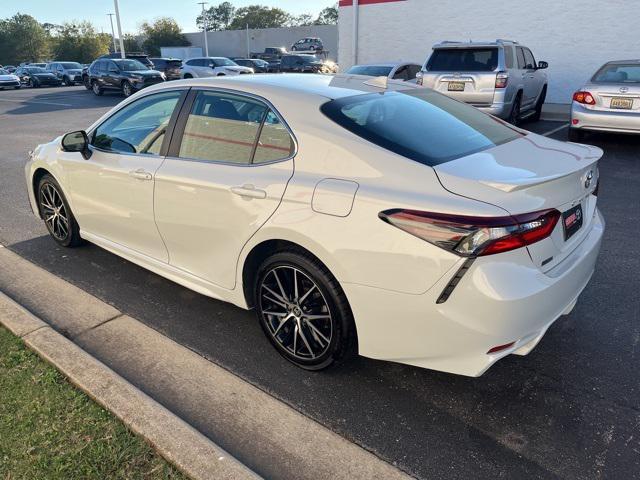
[92,80,103,96]
[37,174,82,248]
[531,86,547,122]
[255,250,356,370]
[508,92,522,126]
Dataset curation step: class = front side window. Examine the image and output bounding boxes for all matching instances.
[523,49,536,69]
[92,91,182,155]
[427,48,498,72]
[516,47,526,69]
[213,58,237,67]
[321,89,521,167]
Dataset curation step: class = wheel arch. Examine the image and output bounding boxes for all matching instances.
[32,167,55,218]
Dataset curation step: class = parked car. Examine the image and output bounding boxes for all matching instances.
[279,55,332,74]
[148,58,183,80]
[26,63,48,69]
[87,58,165,97]
[14,66,62,88]
[45,61,84,86]
[233,58,270,73]
[99,52,154,69]
[0,68,21,89]
[291,37,324,52]
[4,65,17,73]
[251,47,287,62]
[569,59,640,141]
[346,62,422,82]
[417,39,548,125]
[180,57,253,78]
[25,74,604,376]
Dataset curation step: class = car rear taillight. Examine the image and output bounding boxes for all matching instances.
[495,72,508,89]
[573,91,596,105]
[379,209,561,257]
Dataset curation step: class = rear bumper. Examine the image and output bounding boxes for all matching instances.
[477,102,511,119]
[571,102,640,133]
[344,208,604,377]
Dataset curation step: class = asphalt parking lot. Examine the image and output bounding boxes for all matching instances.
[1,85,638,479]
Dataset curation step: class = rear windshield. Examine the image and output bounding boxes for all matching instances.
[60,62,82,69]
[320,89,520,166]
[347,65,394,77]
[427,48,499,72]
[592,63,640,83]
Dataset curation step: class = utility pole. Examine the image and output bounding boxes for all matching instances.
[246,24,250,58]
[107,13,118,53]
[198,2,209,57]
[113,0,126,58]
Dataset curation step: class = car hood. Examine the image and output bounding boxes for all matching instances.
[433,132,602,214]
[0,75,18,81]
[125,70,161,76]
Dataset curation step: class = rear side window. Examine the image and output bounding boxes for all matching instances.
[504,47,514,69]
[320,89,521,167]
[253,111,295,163]
[593,63,640,83]
[347,65,393,77]
[427,48,498,72]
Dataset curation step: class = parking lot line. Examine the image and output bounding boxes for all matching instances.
[542,123,569,137]
[0,98,73,107]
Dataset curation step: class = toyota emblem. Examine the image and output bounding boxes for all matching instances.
[620,86,629,93]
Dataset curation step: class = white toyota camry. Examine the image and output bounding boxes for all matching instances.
[25,74,604,376]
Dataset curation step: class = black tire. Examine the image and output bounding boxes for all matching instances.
[568,128,585,142]
[122,80,133,97]
[531,86,547,122]
[83,75,91,90]
[37,174,83,248]
[508,91,522,126]
[92,80,103,96]
[183,73,193,79]
[14,85,20,90]
[216,73,225,76]
[254,250,356,371]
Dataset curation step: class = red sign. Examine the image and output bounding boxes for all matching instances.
[339,0,407,6]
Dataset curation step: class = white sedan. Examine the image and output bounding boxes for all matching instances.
[25,74,604,376]
[181,57,254,78]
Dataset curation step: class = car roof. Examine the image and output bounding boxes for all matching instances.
[143,73,419,101]
[433,39,518,49]
[602,59,640,65]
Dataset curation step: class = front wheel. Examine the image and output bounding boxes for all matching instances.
[83,75,91,90]
[122,80,133,97]
[63,76,72,86]
[92,80,103,96]
[37,174,83,248]
[255,250,356,370]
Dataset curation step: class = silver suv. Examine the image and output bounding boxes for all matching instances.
[417,40,548,124]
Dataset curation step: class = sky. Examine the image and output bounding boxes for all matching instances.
[1,0,337,34]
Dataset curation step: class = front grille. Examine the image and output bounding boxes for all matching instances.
[0,80,20,87]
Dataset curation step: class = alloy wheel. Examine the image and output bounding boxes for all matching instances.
[259,266,333,360]
[123,82,132,97]
[39,183,69,241]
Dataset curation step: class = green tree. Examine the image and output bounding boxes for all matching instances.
[51,21,111,63]
[122,33,142,53]
[292,13,314,27]
[315,4,339,25]
[140,17,190,56]
[196,1,236,31]
[0,13,49,65]
[228,5,292,30]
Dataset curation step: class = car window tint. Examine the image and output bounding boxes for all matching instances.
[179,91,267,164]
[504,47,514,69]
[321,89,521,167]
[253,110,295,164]
[407,65,421,79]
[593,64,640,83]
[523,49,536,69]
[92,91,182,155]
[427,48,498,72]
[393,66,409,80]
[516,47,526,69]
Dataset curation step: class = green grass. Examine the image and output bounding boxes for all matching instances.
[0,326,187,480]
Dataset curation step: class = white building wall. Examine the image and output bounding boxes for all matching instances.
[339,0,639,104]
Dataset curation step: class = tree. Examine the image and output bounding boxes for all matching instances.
[0,13,49,65]
[228,5,292,30]
[315,4,338,25]
[196,2,235,31]
[122,33,141,53]
[292,14,314,27]
[51,22,111,63]
[140,17,190,56]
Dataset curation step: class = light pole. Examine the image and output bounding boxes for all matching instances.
[197,2,209,57]
[113,0,126,58]
[107,13,117,53]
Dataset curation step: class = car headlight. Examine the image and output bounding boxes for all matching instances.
[160,72,166,80]
[130,74,143,80]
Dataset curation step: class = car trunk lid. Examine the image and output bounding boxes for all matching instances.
[583,82,640,112]
[433,134,602,271]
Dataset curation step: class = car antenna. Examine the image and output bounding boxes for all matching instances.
[364,76,389,89]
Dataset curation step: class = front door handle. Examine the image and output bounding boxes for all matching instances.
[129,168,153,181]
[230,184,267,199]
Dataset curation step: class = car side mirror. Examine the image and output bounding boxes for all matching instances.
[537,61,548,69]
[61,130,91,159]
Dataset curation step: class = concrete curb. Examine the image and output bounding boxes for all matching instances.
[0,290,262,480]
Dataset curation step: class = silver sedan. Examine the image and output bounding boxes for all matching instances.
[570,60,640,141]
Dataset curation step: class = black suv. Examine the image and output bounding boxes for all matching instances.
[99,52,154,69]
[233,58,270,73]
[279,54,328,73]
[87,58,164,97]
[149,58,182,80]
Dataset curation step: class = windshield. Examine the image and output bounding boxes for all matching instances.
[299,55,320,64]
[255,59,268,66]
[347,65,394,77]
[0,69,8,75]
[60,62,82,69]
[114,59,147,71]
[592,63,640,83]
[213,58,238,67]
[427,48,499,72]
[320,89,521,167]
[27,67,46,73]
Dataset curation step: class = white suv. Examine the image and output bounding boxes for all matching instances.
[181,57,253,78]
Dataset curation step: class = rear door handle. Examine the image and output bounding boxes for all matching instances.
[230,185,267,199]
[129,168,153,181]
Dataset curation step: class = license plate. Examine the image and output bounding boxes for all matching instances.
[610,97,633,109]
[562,204,583,240]
[448,82,465,91]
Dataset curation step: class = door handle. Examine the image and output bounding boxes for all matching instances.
[129,168,153,181]
[230,185,267,199]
